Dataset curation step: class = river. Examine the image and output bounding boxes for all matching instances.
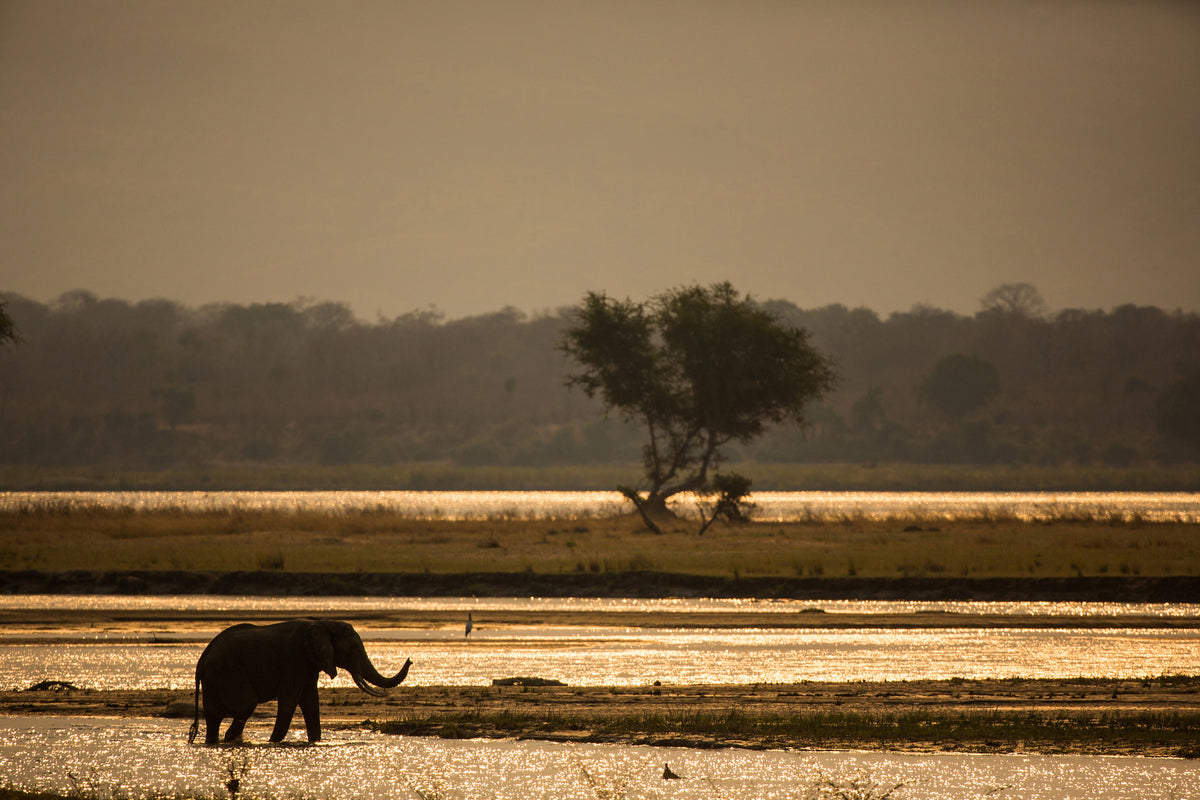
[3,596,1199,690]
[3,491,1198,796]
[2,717,1198,800]
[5,489,1200,522]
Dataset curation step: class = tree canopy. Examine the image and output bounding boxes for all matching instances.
[979,282,1048,318]
[1155,369,1200,454]
[918,353,1001,421]
[561,282,836,528]
[0,286,1197,474]
[0,299,19,348]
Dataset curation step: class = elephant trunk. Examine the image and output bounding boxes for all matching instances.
[352,654,412,696]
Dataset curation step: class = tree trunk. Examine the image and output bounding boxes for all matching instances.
[620,487,673,534]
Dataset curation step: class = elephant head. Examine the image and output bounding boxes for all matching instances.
[303,619,412,697]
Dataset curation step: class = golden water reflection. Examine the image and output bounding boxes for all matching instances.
[2,717,1198,800]
[3,594,1198,620]
[4,626,1198,691]
[5,489,1199,521]
[4,595,1198,690]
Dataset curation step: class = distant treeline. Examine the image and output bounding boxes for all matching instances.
[1,287,1198,473]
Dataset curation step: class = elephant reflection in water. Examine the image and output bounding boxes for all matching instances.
[189,618,412,745]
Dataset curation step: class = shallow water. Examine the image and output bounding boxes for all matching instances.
[2,716,1197,800]
[5,623,1199,691]
[5,593,1200,619]
[4,595,1198,690]
[6,489,1200,522]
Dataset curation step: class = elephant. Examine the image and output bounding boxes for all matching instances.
[188,618,412,745]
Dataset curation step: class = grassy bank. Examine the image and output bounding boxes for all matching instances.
[2,461,1198,491]
[363,677,1200,758]
[3,505,1198,582]
[372,707,1200,757]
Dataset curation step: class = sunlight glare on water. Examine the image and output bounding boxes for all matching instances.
[3,594,1199,621]
[5,489,1199,522]
[0,490,626,520]
[5,627,1199,690]
[1,717,1198,800]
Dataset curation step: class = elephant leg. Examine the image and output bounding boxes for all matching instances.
[223,715,249,743]
[270,698,299,743]
[204,711,223,745]
[299,683,322,742]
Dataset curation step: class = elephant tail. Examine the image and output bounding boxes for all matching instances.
[187,676,200,745]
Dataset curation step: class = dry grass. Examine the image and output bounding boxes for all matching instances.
[2,505,1198,579]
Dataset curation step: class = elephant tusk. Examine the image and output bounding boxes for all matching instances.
[353,673,387,696]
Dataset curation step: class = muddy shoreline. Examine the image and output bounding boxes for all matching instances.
[4,569,1198,603]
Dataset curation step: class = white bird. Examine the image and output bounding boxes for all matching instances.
[465,612,473,637]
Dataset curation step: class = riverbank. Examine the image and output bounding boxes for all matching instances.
[5,504,1200,586]
[2,587,1200,638]
[4,569,1200,604]
[2,677,1198,758]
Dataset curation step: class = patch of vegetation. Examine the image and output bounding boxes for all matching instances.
[2,502,1198,581]
[0,791,68,800]
[371,707,1200,755]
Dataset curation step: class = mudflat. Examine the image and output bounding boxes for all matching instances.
[3,677,1199,758]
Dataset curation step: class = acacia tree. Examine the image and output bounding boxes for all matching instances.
[561,282,836,531]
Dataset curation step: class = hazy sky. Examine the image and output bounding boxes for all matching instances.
[2,0,1198,321]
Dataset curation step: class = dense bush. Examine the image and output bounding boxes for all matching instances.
[0,288,1197,470]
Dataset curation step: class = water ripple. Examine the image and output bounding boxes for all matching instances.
[2,717,1198,800]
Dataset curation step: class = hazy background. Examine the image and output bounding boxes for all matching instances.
[2,0,1198,321]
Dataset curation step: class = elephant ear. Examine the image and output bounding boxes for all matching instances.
[304,623,338,679]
